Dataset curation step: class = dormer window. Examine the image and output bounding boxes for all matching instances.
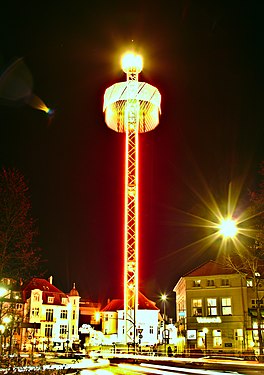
[221,279,229,287]
[207,280,215,287]
[47,296,54,304]
[62,298,68,305]
[193,280,201,287]
[33,293,40,302]
[247,279,253,287]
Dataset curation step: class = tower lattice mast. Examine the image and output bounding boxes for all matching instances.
[103,52,161,345]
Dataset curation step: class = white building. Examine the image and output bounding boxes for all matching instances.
[101,292,160,346]
[21,277,80,352]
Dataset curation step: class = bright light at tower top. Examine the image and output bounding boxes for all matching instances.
[218,217,238,239]
[121,52,143,73]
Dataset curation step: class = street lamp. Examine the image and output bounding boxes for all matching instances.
[161,294,167,322]
[203,328,208,353]
[218,217,238,239]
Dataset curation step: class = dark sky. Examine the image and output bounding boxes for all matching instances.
[0,1,263,313]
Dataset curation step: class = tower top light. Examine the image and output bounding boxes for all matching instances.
[121,52,143,73]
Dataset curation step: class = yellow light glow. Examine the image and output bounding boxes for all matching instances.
[0,287,7,298]
[94,311,100,322]
[121,52,143,73]
[219,218,238,238]
[3,316,11,324]
[161,294,167,301]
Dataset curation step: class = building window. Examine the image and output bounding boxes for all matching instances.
[31,307,39,317]
[72,325,74,335]
[221,279,229,286]
[192,299,202,316]
[207,298,217,316]
[235,329,243,341]
[60,310,68,319]
[197,330,204,348]
[193,280,201,287]
[213,329,222,347]
[62,298,68,305]
[105,315,108,322]
[222,298,232,315]
[149,326,154,334]
[45,324,53,337]
[207,280,215,287]
[33,294,40,302]
[73,310,76,320]
[60,325,67,335]
[46,308,54,322]
[47,296,54,303]
[247,279,253,287]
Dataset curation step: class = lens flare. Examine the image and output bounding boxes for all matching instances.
[157,177,262,263]
[218,218,238,238]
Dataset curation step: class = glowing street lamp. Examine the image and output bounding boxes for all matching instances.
[161,294,167,321]
[218,217,238,239]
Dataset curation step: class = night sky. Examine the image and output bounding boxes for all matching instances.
[0,1,263,314]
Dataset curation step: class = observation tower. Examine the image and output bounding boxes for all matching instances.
[103,52,161,344]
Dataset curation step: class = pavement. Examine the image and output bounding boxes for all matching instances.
[45,357,110,371]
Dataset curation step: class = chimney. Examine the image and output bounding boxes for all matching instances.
[48,276,53,284]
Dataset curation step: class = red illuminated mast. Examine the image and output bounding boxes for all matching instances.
[103,52,161,344]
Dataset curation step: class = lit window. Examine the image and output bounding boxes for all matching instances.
[213,329,222,347]
[192,299,202,316]
[47,296,54,303]
[193,280,201,287]
[247,279,253,287]
[207,280,215,287]
[207,298,217,316]
[222,298,232,315]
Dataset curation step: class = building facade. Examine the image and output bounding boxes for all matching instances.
[101,292,160,347]
[174,260,264,354]
[21,277,80,352]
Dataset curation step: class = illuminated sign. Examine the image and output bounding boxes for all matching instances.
[179,311,186,317]
[196,317,222,323]
[187,330,196,340]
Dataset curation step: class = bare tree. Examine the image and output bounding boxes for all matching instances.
[0,168,42,281]
[224,163,264,358]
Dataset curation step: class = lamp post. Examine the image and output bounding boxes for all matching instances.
[203,328,208,354]
[161,294,167,322]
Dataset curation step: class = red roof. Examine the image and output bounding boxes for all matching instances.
[22,278,68,305]
[101,292,159,312]
[184,260,235,277]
